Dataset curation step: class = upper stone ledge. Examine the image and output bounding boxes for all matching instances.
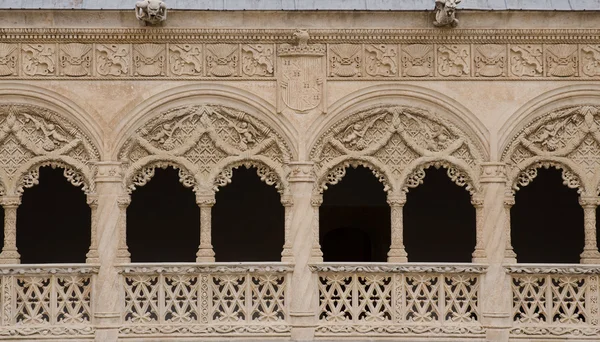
[1,0,599,11]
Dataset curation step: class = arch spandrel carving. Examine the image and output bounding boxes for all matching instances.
[310,105,484,195]
[119,104,292,194]
[502,105,600,195]
[0,104,100,196]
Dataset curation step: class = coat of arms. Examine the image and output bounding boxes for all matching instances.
[277,30,326,114]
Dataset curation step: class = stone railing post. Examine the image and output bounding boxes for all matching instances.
[196,193,216,263]
[0,196,21,264]
[387,193,407,262]
[288,162,320,340]
[93,162,126,342]
[281,194,294,263]
[579,195,600,264]
[86,194,99,263]
[478,163,512,342]
[116,196,131,263]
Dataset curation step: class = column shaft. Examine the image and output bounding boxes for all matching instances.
[0,196,20,263]
[580,196,600,263]
[387,194,407,262]
[196,195,215,262]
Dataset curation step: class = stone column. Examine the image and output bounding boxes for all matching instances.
[478,163,513,342]
[116,196,131,263]
[387,193,408,262]
[196,193,215,262]
[86,194,99,263]
[503,195,517,263]
[579,196,600,264]
[92,162,127,342]
[0,196,21,264]
[288,162,320,340]
[281,194,294,263]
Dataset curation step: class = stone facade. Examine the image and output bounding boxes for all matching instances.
[0,7,599,342]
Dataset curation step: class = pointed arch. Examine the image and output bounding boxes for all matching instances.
[315,157,394,195]
[210,157,288,195]
[399,157,479,196]
[124,157,197,194]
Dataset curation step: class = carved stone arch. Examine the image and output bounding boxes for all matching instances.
[315,156,394,195]
[112,84,298,161]
[124,157,197,195]
[0,103,101,196]
[14,157,95,196]
[501,103,600,196]
[211,156,288,195]
[310,104,485,196]
[508,158,586,196]
[399,157,479,196]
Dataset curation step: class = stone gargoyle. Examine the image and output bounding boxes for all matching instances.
[135,0,167,25]
[433,0,461,28]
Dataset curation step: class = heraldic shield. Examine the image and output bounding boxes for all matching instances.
[279,56,323,112]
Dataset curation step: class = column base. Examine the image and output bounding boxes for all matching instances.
[581,250,600,264]
[387,256,408,262]
[0,250,20,264]
[94,312,120,342]
[281,247,295,263]
[309,248,323,263]
[472,249,487,263]
[86,249,99,264]
[504,248,517,264]
[116,248,131,264]
[388,247,408,263]
[196,247,215,263]
[290,311,316,341]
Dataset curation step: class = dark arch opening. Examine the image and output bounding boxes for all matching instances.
[0,205,4,254]
[17,166,90,264]
[212,166,284,262]
[512,167,582,263]
[404,167,475,262]
[320,166,390,262]
[128,167,199,262]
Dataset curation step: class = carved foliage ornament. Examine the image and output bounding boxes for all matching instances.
[311,105,482,194]
[503,105,600,194]
[120,104,291,194]
[0,104,99,195]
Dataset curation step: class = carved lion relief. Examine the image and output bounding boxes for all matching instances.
[0,104,99,196]
[310,105,483,195]
[502,105,600,195]
[119,104,292,195]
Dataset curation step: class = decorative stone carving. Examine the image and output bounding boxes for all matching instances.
[59,44,92,77]
[510,45,543,77]
[96,44,130,76]
[242,44,274,77]
[135,0,167,25]
[0,44,18,76]
[277,30,326,114]
[365,44,398,77]
[206,44,239,77]
[437,45,470,77]
[133,44,166,76]
[329,44,361,77]
[545,44,578,77]
[22,44,55,76]
[168,44,202,76]
[433,0,461,28]
[401,44,434,77]
[581,45,600,77]
[474,44,506,77]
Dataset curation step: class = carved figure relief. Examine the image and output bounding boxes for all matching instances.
[22,44,55,76]
[242,44,274,77]
[206,44,239,77]
[433,0,461,28]
[310,105,482,194]
[365,44,397,77]
[401,44,434,77]
[329,44,361,77]
[581,45,600,77]
[169,44,202,76]
[119,104,291,194]
[0,44,18,76]
[0,104,99,196]
[437,45,470,77]
[277,30,325,114]
[96,44,130,76]
[546,44,578,77]
[133,44,166,77]
[510,45,543,77]
[59,44,92,77]
[135,0,167,25]
[474,44,506,77]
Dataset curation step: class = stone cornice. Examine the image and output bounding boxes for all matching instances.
[0,264,100,275]
[2,28,600,43]
[117,263,294,274]
[506,264,600,274]
[310,263,488,273]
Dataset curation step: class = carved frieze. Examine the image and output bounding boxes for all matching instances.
[59,43,92,77]
[365,44,398,77]
[22,44,56,76]
[242,44,274,77]
[96,44,130,77]
[329,44,361,77]
[133,44,166,77]
[168,44,202,76]
[510,45,543,77]
[581,45,600,77]
[474,44,506,77]
[545,44,578,77]
[401,44,434,77]
[437,44,470,77]
[0,44,18,77]
[206,44,239,77]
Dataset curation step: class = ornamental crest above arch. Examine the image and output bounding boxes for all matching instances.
[119,104,292,194]
[0,104,99,196]
[310,105,484,194]
[502,105,600,195]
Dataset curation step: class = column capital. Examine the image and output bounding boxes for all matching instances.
[94,161,124,183]
[503,195,515,207]
[86,194,99,207]
[310,194,323,207]
[117,195,131,207]
[288,162,316,183]
[0,196,21,208]
[387,193,406,206]
[480,162,508,184]
[281,194,294,207]
[579,195,600,207]
[196,194,216,207]
[471,195,484,208]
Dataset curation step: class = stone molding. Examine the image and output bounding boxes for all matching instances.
[310,263,488,273]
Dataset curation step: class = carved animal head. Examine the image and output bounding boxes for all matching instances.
[136,0,167,24]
